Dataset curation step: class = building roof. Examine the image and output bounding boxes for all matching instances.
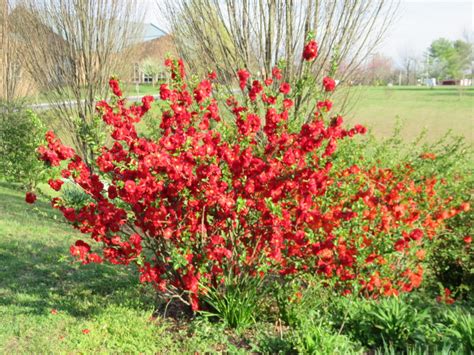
[142,23,167,42]
[133,34,177,63]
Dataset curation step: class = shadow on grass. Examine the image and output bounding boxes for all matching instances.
[0,239,155,318]
[0,183,156,319]
[0,181,62,225]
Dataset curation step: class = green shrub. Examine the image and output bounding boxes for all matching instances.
[273,278,341,328]
[345,297,431,351]
[291,322,360,354]
[60,181,93,210]
[441,307,474,353]
[0,100,46,188]
[199,273,263,330]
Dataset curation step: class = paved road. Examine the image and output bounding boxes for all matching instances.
[27,94,161,111]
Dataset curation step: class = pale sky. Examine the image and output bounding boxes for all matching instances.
[380,0,473,62]
[142,0,473,64]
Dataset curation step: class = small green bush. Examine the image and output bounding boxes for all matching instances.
[61,182,93,210]
[0,100,46,188]
[199,274,263,330]
[441,307,474,353]
[290,321,361,354]
[347,297,430,350]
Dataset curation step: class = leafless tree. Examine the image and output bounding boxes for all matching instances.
[12,0,144,166]
[462,28,474,81]
[399,48,419,85]
[159,0,399,119]
[0,0,24,101]
[362,53,395,85]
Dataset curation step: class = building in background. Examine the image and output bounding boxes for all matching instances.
[130,23,177,85]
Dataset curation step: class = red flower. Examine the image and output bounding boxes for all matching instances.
[108,185,118,199]
[208,71,217,80]
[141,95,154,112]
[160,84,172,100]
[109,79,122,97]
[464,235,472,244]
[302,40,318,61]
[88,253,103,264]
[194,80,212,103]
[436,288,455,305]
[409,229,423,241]
[237,69,251,90]
[322,77,336,92]
[50,309,58,315]
[272,66,282,80]
[420,152,436,160]
[279,82,291,95]
[48,179,64,191]
[82,329,90,335]
[354,124,367,134]
[25,192,37,204]
[283,98,294,109]
[317,100,333,112]
[70,240,91,263]
[249,80,263,101]
[178,59,186,79]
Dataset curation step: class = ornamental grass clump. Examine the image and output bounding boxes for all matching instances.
[27,40,470,311]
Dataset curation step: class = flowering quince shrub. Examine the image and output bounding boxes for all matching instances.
[27,41,470,311]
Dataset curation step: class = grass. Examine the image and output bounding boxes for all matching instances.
[0,183,158,352]
[344,86,474,143]
[123,83,162,97]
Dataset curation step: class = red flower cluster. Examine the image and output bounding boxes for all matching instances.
[109,79,122,97]
[32,43,469,311]
[323,76,336,92]
[303,40,318,61]
[237,69,251,90]
[279,82,291,95]
[37,130,75,167]
[436,288,455,305]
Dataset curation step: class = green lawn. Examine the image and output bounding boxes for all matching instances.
[123,83,161,97]
[344,86,474,143]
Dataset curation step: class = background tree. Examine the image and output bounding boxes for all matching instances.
[140,58,165,86]
[428,38,473,81]
[399,48,419,85]
[12,0,144,166]
[159,0,399,118]
[0,0,24,101]
[0,101,46,188]
[362,53,395,85]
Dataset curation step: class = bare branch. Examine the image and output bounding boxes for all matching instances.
[12,0,144,165]
[158,0,399,117]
